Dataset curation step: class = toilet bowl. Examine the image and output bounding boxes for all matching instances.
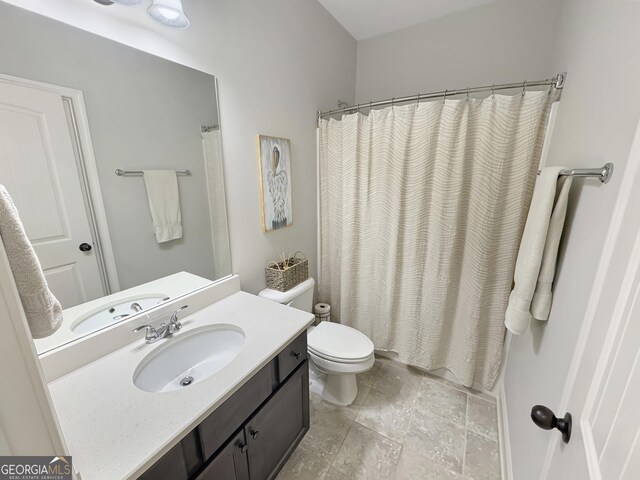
[258,278,374,406]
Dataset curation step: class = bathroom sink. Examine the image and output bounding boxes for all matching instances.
[132,325,246,393]
[71,295,169,335]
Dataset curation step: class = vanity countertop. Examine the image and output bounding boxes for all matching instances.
[47,291,314,480]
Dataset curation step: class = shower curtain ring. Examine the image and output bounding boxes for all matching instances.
[443,90,448,104]
[522,80,527,96]
[416,93,421,106]
[491,84,495,98]
[466,87,470,101]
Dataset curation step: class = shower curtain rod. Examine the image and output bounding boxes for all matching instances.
[318,72,566,120]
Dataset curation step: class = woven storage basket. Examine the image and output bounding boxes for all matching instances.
[265,253,309,292]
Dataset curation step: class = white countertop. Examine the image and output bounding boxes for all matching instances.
[47,291,314,480]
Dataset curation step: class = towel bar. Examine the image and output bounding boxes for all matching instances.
[115,169,191,176]
[537,163,613,183]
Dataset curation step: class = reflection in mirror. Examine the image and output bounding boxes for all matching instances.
[0,4,232,354]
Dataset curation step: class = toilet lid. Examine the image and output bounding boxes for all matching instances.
[308,321,374,362]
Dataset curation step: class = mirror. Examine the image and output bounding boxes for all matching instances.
[0,4,232,354]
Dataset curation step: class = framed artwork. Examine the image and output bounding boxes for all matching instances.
[257,134,293,232]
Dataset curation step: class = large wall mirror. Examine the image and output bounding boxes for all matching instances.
[0,4,232,354]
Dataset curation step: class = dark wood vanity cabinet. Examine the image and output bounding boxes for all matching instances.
[140,332,309,480]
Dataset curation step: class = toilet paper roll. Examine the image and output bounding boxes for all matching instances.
[314,303,331,321]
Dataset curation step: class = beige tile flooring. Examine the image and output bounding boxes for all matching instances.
[277,358,500,480]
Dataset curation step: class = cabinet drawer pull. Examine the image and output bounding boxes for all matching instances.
[291,351,301,360]
[238,442,248,454]
[250,429,260,440]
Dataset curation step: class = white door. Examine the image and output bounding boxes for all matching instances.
[539,122,640,479]
[0,80,105,308]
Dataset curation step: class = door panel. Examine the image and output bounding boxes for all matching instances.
[246,361,309,480]
[586,265,640,479]
[196,430,249,480]
[544,121,640,479]
[0,80,104,306]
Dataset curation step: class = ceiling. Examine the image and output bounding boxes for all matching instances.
[318,0,495,40]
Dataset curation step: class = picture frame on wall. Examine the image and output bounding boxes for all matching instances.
[257,134,293,232]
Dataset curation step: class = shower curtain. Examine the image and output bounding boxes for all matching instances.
[202,129,232,279]
[318,91,553,388]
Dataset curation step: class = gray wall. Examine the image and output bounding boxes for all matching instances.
[355,0,561,103]
[504,0,640,478]
[0,3,223,290]
[2,0,358,295]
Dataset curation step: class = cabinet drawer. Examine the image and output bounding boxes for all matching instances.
[277,332,307,382]
[199,362,273,460]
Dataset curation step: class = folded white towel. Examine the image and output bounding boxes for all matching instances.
[143,170,183,243]
[531,176,573,320]
[0,185,63,338]
[505,167,572,335]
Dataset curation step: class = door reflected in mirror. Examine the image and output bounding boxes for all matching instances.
[0,3,232,354]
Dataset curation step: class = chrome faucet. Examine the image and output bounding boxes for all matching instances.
[133,305,188,344]
[130,302,143,312]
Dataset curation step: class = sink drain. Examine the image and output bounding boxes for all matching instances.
[180,376,194,387]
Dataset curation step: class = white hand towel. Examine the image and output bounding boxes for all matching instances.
[505,167,567,335]
[0,185,63,338]
[531,176,573,320]
[142,170,183,243]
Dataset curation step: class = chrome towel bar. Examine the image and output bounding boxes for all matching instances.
[115,169,191,176]
[537,163,613,183]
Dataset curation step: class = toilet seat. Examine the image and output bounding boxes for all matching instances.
[307,321,374,363]
[308,347,373,364]
[309,349,375,375]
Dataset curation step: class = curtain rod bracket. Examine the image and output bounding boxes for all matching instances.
[554,72,567,89]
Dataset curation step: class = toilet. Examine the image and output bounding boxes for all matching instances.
[259,278,374,406]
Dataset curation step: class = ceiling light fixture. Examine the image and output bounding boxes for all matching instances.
[148,0,190,29]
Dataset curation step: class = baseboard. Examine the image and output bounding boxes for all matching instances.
[497,383,514,480]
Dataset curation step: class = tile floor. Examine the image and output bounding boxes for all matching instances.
[277,357,501,480]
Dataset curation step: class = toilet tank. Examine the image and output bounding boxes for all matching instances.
[258,278,315,312]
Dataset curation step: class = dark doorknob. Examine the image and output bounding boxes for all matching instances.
[531,405,572,443]
[79,242,92,252]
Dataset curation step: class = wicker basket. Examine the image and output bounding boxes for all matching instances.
[265,253,309,292]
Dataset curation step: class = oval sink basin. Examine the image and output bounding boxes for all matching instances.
[71,295,169,335]
[133,325,246,393]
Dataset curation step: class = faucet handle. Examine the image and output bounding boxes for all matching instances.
[170,305,189,324]
[133,324,158,341]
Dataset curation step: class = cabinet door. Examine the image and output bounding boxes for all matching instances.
[196,430,250,480]
[246,361,309,480]
[139,441,188,480]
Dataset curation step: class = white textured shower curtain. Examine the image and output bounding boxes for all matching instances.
[318,91,553,388]
[202,130,232,279]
